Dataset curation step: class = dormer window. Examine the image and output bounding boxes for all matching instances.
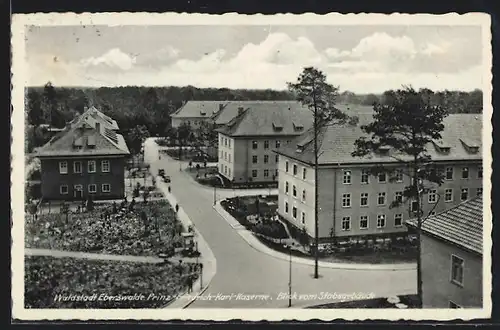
[272,122,283,131]
[434,140,451,154]
[200,111,206,116]
[460,138,480,154]
[378,145,391,155]
[73,137,83,149]
[293,122,304,130]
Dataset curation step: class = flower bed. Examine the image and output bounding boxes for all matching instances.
[25,256,199,308]
[25,200,184,256]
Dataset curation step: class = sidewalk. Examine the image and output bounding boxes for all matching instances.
[25,248,164,263]
[213,201,416,271]
[157,180,217,309]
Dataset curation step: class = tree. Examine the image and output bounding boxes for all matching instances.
[127,125,150,154]
[351,86,448,308]
[27,89,44,127]
[41,82,57,126]
[287,67,349,279]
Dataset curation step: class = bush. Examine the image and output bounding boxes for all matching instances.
[253,221,288,239]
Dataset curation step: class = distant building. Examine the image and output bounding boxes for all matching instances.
[170,101,227,129]
[34,107,130,201]
[216,101,313,184]
[275,113,483,244]
[406,196,483,308]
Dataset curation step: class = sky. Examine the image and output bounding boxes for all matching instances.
[25,25,484,93]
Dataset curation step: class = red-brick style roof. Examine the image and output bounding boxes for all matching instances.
[407,196,483,255]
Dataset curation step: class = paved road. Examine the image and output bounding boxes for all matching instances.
[145,139,417,308]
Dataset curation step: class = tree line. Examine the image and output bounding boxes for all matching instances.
[25,82,483,154]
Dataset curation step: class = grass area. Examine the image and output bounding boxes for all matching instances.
[307,294,419,309]
[25,255,199,308]
[25,200,185,257]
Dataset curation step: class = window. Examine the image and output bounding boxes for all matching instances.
[377,214,386,228]
[445,167,453,180]
[252,155,258,164]
[451,255,464,286]
[252,170,258,178]
[264,155,269,163]
[300,168,306,180]
[88,184,97,193]
[228,168,231,177]
[293,164,298,175]
[292,207,297,219]
[462,167,469,179]
[60,185,68,195]
[275,169,279,177]
[477,187,483,197]
[395,191,403,204]
[73,161,82,173]
[461,188,469,201]
[428,189,437,203]
[411,200,419,213]
[285,202,289,213]
[88,160,96,173]
[252,141,258,149]
[378,172,387,183]
[341,217,351,231]
[264,169,269,177]
[228,139,231,148]
[449,301,462,309]
[285,161,289,172]
[264,140,269,149]
[445,188,453,202]
[361,169,369,184]
[276,140,281,148]
[395,169,404,182]
[302,189,306,202]
[394,214,403,227]
[342,193,351,208]
[343,170,352,184]
[293,185,297,197]
[359,216,368,229]
[360,193,369,207]
[101,160,110,173]
[478,165,483,179]
[275,154,279,163]
[377,192,386,206]
[59,161,68,174]
[430,211,436,216]
[301,212,306,225]
[285,181,289,194]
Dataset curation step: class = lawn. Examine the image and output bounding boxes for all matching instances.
[307,294,419,309]
[25,255,199,308]
[25,200,185,257]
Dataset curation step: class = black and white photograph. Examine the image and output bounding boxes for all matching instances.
[11,13,492,321]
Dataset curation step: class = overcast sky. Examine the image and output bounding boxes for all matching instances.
[26,25,483,93]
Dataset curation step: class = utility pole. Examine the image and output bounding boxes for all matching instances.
[313,103,319,279]
[415,165,423,308]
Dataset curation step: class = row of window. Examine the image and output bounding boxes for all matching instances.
[251,140,287,150]
[59,160,110,174]
[221,136,232,148]
[339,187,482,208]
[339,213,403,230]
[220,164,232,177]
[283,202,307,225]
[251,169,279,178]
[60,183,111,194]
[252,154,279,164]
[220,150,232,163]
[285,182,307,202]
[284,162,308,180]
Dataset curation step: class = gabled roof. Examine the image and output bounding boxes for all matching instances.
[35,111,129,158]
[171,101,227,119]
[216,101,313,137]
[276,114,483,165]
[407,196,483,255]
[76,106,119,131]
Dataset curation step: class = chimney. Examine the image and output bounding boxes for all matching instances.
[238,107,244,114]
[95,122,101,133]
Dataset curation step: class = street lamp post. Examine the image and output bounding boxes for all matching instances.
[213,183,217,206]
[284,243,292,308]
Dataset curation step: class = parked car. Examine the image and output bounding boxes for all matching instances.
[164,176,171,183]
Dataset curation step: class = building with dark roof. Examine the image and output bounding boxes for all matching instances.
[34,107,130,201]
[170,101,227,129]
[215,101,313,184]
[274,113,483,244]
[406,196,483,308]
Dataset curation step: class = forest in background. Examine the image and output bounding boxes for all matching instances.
[25,83,483,154]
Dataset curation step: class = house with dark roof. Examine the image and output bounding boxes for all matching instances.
[170,101,228,129]
[34,107,130,201]
[215,101,313,184]
[406,196,483,308]
[274,113,483,245]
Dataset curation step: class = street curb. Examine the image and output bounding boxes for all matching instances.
[213,201,417,272]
